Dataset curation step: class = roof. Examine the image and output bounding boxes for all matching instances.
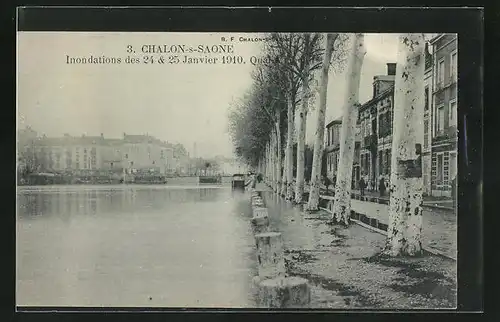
[325,116,342,128]
[429,33,445,45]
[359,85,394,112]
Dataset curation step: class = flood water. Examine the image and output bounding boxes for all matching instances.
[17,179,258,307]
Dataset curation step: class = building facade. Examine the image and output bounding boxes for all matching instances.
[430,34,458,197]
[357,52,433,193]
[19,132,177,176]
[423,43,434,196]
[325,118,342,180]
[358,63,396,191]
[324,118,361,188]
[121,134,174,175]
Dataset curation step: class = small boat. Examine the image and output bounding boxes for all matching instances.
[198,175,222,184]
[231,173,246,191]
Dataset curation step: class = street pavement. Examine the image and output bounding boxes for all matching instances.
[260,189,457,309]
[261,182,456,260]
[350,199,457,260]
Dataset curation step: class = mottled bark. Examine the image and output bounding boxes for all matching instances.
[333,33,367,225]
[271,132,277,189]
[295,66,310,203]
[386,33,425,257]
[275,114,282,194]
[280,145,287,197]
[306,34,339,211]
[285,94,295,201]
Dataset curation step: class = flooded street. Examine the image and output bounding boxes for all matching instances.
[17,180,258,307]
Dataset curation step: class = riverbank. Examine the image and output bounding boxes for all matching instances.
[258,185,457,309]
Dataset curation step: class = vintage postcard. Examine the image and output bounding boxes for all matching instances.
[17,26,460,308]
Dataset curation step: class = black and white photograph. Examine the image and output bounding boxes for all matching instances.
[17,27,460,309]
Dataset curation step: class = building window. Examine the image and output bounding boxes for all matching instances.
[66,149,72,168]
[424,86,429,110]
[450,50,457,82]
[378,114,384,138]
[449,99,457,127]
[436,104,445,135]
[449,152,457,182]
[424,119,429,149]
[379,151,383,177]
[385,150,391,175]
[437,153,444,184]
[437,58,445,87]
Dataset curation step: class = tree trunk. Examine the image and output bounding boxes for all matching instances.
[265,142,269,182]
[386,33,425,257]
[275,114,282,194]
[280,143,287,197]
[295,68,310,203]
[285,94,295,201]
[332,33,367,225]
[270,133,274,188]
[306,33,338,211]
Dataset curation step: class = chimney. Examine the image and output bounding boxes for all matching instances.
[387,63,396,76]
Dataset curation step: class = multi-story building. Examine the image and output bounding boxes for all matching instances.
[324,117,361,188]
[122,133,174,175]
[172,143,189,175]
[325,118,342,180]
[17,127,38,173]
[358,63,396,191]
[423,42,434,196]
[20,131,177,176]
[34,134,103,173]
[357,49,433,193]
[429,34,458,197]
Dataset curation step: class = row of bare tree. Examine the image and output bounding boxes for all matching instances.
[229,33,427,257]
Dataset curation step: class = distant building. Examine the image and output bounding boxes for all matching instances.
[423,42,434,196]
[357,53,433,193]
[122,133,174,175]
[172,143,189,175]
[34,134,104,173]
[430,34,458,197]
[358,63,396,191]
[324,117,361,188]
[17,127,38,172]
[19,131,178,176]
[324,118,342,179]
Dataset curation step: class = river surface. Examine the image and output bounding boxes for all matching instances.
[17,178,258,307]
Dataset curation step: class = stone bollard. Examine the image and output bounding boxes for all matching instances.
[252,199,265,207]
[252,206,268,218]
[254,232,286,279]
[251,209,270,234]
[251,197,264,203]
[255,276,311,308]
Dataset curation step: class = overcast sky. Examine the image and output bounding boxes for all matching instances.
[17,32,432,158]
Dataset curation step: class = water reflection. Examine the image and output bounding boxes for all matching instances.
[18,185,227,219]
[17,184,258,307]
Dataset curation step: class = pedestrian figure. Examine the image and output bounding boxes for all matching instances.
[359,177,365,196]
[451,175,457,209]
[323,175,332,195]
[379,177,386,197]
[251,173,257,189]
